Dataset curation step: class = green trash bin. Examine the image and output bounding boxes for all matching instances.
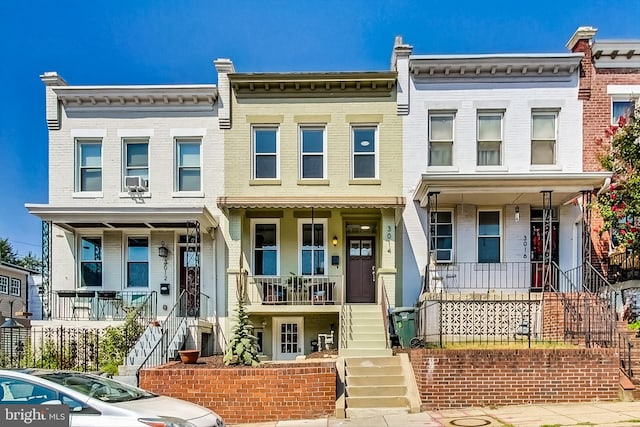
[392,307,416,349]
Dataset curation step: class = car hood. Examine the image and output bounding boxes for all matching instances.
[111,395,215,421]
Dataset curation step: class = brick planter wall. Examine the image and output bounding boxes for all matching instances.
[139,361,336,424]
[409,348,620,410]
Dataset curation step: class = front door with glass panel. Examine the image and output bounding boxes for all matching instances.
[347,238,375,303]
[273,317,303,360]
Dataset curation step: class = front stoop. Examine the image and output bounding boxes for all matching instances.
[336,354,421,418]
[620,370,636,402]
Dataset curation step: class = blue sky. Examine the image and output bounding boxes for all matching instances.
[1,0,639,258]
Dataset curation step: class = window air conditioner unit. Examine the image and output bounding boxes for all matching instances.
[125,176,148,191]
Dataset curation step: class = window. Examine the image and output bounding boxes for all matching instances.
[300,127,325,179]
[253,221,279,275]
[9,278,20,296]
[429,113,455,166]
[477,112,502,166]
[0,276,7,294]
[77,140,102,191]
[478,211,501,263]
[127,237,148,287]
[612,100,635,124]
[176,139,201,191]
[124,139,149,189]
[352,126,377,178]
[299,220,326,275]
[253,127,278,179]
[429,211,453,262]
[80,237,102,287]
[531,111,557,165]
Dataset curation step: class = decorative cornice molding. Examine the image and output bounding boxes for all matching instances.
[52,85,218,112]
[592,41,640,68]
[229,72,396,98]
[409,54,582,82]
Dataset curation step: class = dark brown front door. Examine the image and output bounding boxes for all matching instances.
[347,237,375,303]
[179,247,200,316]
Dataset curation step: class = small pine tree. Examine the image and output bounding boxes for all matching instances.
[223,270,261,366]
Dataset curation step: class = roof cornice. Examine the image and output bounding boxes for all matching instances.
[409,54,582,82]
[228,72,396,98]
[592,41,640,68]
[52,85,218,112]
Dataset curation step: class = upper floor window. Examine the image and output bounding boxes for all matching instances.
[0,276,8,294]
[352,126,377,179]
[477,112,503,166]
[176,139,201,192]
[77,140,102,192]
[429,113,454,166]
[80,237,102,287]
[612,100,635,124]
[124,139,149,190]
[300,127,326,179]
[253,220,279,276]
[253,127,279,179]
[430,211,453,262]
[299,219,327,275]
[10,278,20,296]
[478,211,501,263]
[127,237,149,287]
[531,111,557,165]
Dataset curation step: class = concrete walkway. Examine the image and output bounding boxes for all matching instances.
[229,401,640,426]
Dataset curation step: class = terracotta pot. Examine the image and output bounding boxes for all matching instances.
[178,349,200,364]
[150,320,160,327]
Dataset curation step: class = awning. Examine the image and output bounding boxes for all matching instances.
[217,196,406,209]
[413,173,611,207]
[25,205,218,231]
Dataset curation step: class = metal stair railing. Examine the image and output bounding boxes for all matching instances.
[135,290,189,385]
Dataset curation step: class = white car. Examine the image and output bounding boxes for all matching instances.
[0,369,225,427]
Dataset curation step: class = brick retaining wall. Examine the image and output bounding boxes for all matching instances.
[408,348,620,410]
[138,361,336,424]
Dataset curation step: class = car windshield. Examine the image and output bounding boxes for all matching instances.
[38,372,156,403]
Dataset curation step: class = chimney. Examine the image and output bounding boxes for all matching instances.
[566,27,597,101]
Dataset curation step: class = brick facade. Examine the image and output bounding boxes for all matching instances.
[139,361,336,424]
[409,348,620,410]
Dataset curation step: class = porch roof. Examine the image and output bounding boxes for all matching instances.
[24,204,218,231]
[216,196,405,209]
[413,172,611,207]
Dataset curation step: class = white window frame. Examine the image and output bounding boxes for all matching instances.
[126,236,149,288]
[251,219,280,276]
[298,218,328,276]
[175,138,202,192]
[429,210,454,263]
[477,210,502,263]
[351,124,379,179]
[531,110,558,165]
[428,112,455,167]
[611,98,635,124]
[0,276,8,294]
[123,138,149,190]
[252,126,280,180]
[76,139,102,192]
[80,236,103,287]
[477,111,503,166]
[9,278,20,296]
[299,126,326,179]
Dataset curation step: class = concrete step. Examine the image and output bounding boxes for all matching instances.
[345,396,409,408]
[339,348,393,357]
[345,356,402,366]
[345,408,409,418]
[346,375,405,386]
[346,385,407,397]
[346,340,387,349]
[346,365,403,376]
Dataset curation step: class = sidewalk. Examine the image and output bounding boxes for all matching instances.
[229,401,640,426]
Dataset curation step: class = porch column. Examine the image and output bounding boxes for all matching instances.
[185,220,201,317]
[41,221,51,320]
[541,191,553,290]
[426,192,439,263]
[582,190,593,290]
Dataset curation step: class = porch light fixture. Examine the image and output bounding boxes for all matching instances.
[332,236,338,246]
[515,206,520,223]
[158,241,169,258]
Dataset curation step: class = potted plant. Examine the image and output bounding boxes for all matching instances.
[177,349,200,364]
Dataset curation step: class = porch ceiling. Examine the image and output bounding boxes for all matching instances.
[216,196,406,209]
[413,172,611,207]
[24,204,218,231]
